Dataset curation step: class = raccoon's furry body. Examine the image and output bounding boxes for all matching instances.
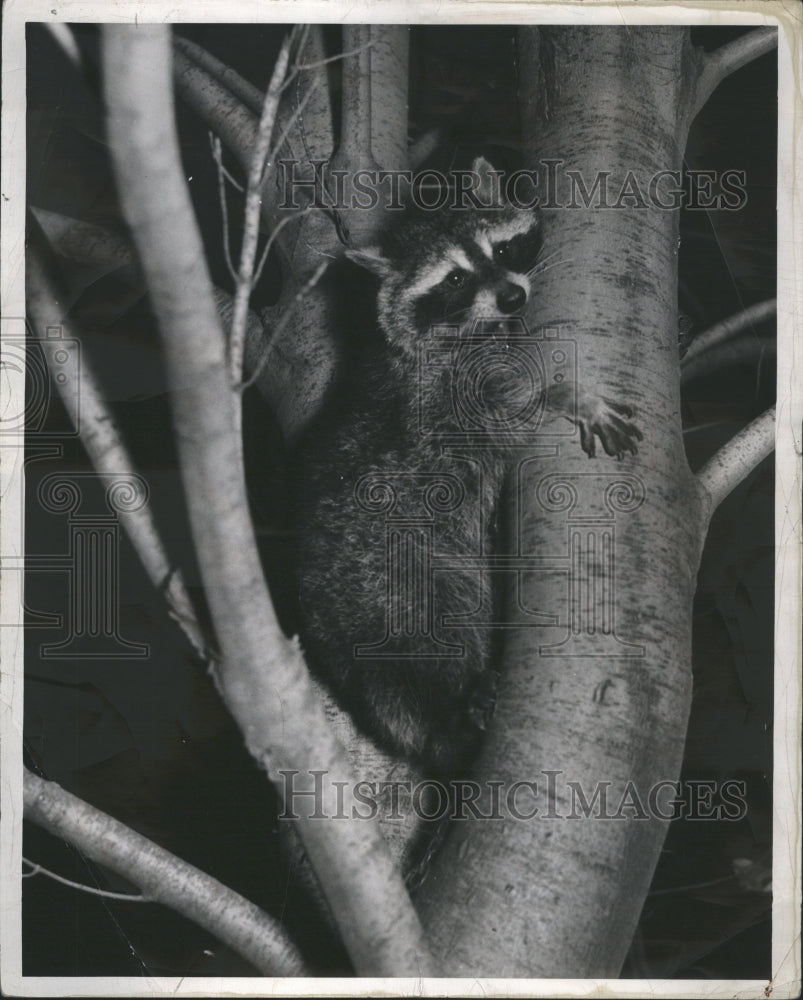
[289,160,640,774]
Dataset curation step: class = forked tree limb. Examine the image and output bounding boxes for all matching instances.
[697,406,776,516]
[101,24,434,977]
[691,26,778,119]
[23,769,308,976]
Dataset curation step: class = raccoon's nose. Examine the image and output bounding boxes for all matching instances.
[496,282,527,314]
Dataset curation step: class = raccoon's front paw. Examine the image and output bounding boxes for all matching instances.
[578,398,642,459]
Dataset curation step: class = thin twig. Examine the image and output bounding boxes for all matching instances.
[210,134,238,282]
[282,38,375,91]
[253,209,309,286]
[228,58,321,291]
[692,27,778,119]
[264,75,321,182]
[229,29,297,387]
[697,406,776,516]
[271,27,373,108]
[24,770,307,975]
[241,260,328,390]
[276,23,311,94]
[23,858,149,902]
[209,131,246,192]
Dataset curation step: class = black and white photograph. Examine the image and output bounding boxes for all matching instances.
[1,1,800,995]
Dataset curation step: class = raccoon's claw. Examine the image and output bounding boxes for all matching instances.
[610,402,635,420]
[578,398,642,459]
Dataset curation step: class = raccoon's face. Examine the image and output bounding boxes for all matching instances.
[348,202,542,356]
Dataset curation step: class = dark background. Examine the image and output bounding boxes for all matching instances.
[22,23,775,979]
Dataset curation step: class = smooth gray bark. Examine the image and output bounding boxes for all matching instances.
[416,27,712,976]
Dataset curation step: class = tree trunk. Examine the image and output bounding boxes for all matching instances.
[417,26,709,977]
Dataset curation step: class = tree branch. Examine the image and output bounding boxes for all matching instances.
[23,769,307,975]
[341,26,374,168]
[173,33,265,116]
[43,22,82,69]
[101,24,434,977]
[367,26,410,173]
[682,298,776,364]
[328,27,384,247]
[26,233,211,662]
[697,406,776,515]
[172,47,259,175]
[173,29,334,265]
[692,27,777,119]
[682,334,775,384]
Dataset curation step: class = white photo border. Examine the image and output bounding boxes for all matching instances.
[1,2,799,997]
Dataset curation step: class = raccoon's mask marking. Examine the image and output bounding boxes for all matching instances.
[345,157,542,354]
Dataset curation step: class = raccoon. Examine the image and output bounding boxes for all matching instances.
[289,158,641,775]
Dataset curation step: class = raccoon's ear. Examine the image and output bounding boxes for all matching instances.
[472,156,504,207]
[345,246,392,278]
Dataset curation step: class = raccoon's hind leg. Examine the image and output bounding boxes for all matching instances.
[335,559,497,772]
[349,643,497,776]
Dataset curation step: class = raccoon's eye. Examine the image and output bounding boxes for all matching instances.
[493,242,510,263]
[446,269,467,288]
